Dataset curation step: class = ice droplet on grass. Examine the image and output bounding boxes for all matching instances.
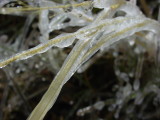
[93,101,105,110]
[129,39,135,46]
[123,83,132,97]
[133,79,140,91]
[54,34,76,48]
[49,14,68,32]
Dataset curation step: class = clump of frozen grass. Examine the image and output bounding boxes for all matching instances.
[0,0,160,120]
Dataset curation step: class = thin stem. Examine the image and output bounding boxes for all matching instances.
[0,1,92,14]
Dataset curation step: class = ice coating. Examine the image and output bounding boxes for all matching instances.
[119,2,144,17]
[93,0,125,9]
[0,0,160,120]
[49,14,68,32]
[39,10,49,34]
[0,0,12,7]
[62,16,160,87]
[39,10,49,42]
[0,33,75,68]
[54,34,76,48]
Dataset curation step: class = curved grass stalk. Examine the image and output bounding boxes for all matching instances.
[81,19,160,65]
[0,6,159,119]
[0,1,92,14]
[1,0,160,120]
[0,17,128,68]
[27,17,160,120]
[27,38,91,120]
[0,33,76,68]
[27,18,129,120]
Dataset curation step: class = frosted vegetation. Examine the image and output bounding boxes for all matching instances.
[0,0,160,120]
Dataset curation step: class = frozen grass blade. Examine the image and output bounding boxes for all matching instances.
[0,33,76,68]
[0,1,92,14]
[27,17,160,120]
[0,0,160,120]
